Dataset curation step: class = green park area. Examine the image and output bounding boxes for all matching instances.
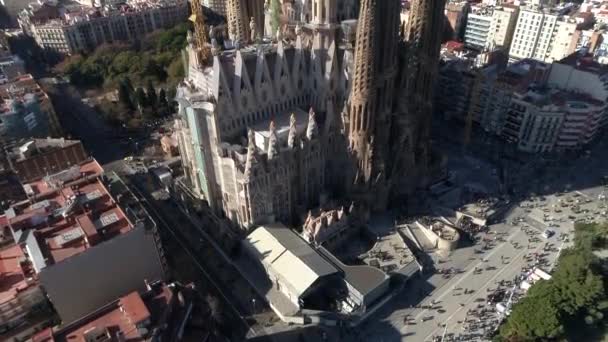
[55,22,191,127]
[497,223,608,341]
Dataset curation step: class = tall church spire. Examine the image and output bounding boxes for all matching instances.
[346,0,378,184]
[405,0,446,166]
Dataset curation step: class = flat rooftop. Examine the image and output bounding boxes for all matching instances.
[0,74,48,101]
[6,160,133,270]
[558,53,608,75]
[8,138,84,162]
[34,282,196,342]
[23,159,104,196]
[0,244,32,305]
[459,202,497,219]
[54,290,156,342]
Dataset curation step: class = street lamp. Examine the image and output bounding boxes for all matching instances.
[251,298,256,314]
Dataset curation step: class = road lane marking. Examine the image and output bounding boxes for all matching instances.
[422,244,531,341]
[400,226,528,339]
[411,225,524,322]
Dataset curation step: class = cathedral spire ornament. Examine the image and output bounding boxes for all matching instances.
[244,129,258,181]
[267,121,278,159]
[306,108,318,140]
[288,113,297,149]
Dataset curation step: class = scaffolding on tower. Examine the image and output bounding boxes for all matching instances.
[189,0,212,67]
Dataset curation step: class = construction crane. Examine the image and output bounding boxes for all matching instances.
[189,0,212,67]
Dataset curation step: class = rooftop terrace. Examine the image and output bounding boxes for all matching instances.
[0,244,31,305]
[5,160,134,270]
[33,281,196,342]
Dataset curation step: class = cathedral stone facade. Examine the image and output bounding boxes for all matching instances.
[175,0,445,230]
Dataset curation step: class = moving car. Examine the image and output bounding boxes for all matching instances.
[542,229,555,239]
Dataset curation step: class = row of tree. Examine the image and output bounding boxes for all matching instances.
[56,22,190,89]
[497,223,608,341]
[118,77,174,119]
[118,78,169,111]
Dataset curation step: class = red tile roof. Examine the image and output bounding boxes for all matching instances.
[6,159,133,268]
[119,291,151,325]
[50,283,178,342]
[0,244,28,305]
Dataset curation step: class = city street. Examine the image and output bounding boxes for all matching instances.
[359,127,608,341]
[48,75,608,341]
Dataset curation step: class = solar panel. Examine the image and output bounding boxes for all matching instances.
[54,227,84,247]
[99,212,120,228]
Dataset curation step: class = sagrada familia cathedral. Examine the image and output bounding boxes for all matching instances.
[175,0,446,230]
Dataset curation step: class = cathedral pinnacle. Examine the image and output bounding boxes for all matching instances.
[267,121,278,159]
[306,108,318,140]
[244,129,257,180]
[288,113,297,149]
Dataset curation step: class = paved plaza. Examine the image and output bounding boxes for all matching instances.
[356,135,608,342]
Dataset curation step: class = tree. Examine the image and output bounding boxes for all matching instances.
[135,87,147,109]
[118,79,134,110]
[499,222,608,341]
[123,76,135,94]
[159,88,168,107]
[270,0,282,38]
[167,58,184,85]
[146,80,157,107]
[551,249,603,315]
[499,281,563,340]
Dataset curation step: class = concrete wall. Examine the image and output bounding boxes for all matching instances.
[415,221,459,251]
[40,225,164,324]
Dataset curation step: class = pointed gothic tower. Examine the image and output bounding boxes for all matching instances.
[346,0,378,185]
[405,0,446,167]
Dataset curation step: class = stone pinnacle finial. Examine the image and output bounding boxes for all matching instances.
[268,121,278,160]
[288,112,297,148]
[244,129,257,181]
[306,108,318,140]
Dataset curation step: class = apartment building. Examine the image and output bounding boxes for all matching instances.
[32,282,198,342]
[5,160,166,324]
[465,5,493,49]
[464,5,519,50]
[477,54,608,153]
[19,0,188,55]
[488,5,519,49]
[0,74,62,141]
[3,138,88,183]
[509,8,578,63]
[445,1,470,41]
